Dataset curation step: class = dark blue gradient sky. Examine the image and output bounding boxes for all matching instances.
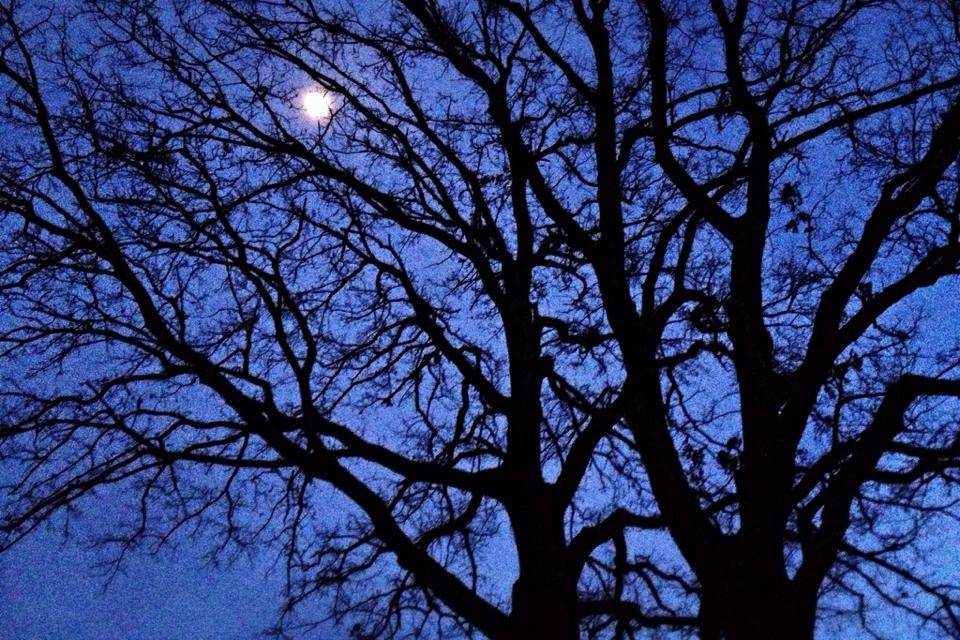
[1,522,289,640]
[2,2,960,639]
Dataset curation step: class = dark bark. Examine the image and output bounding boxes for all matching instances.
[507,571,579,640]
[699,546,819,640]
[505,489,579,640]
[701,591,816,640]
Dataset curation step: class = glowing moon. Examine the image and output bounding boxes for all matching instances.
[302,90,332,120]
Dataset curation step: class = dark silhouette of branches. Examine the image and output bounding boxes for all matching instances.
[1,0,960,638]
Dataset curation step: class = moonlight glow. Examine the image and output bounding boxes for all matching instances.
[302,90,332,120]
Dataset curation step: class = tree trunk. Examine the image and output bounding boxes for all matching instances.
[718,609,815,640]
[504,498,579,640]
[504,576,579,640]
[701,584,816,640]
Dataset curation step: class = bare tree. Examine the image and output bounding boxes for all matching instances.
[2,0,960,638]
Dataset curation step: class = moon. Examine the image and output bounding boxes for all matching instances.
[302,90,332,120]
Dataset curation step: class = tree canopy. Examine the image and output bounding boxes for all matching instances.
[1,1,960,638]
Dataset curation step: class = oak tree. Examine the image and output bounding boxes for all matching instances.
[2,1,960,638]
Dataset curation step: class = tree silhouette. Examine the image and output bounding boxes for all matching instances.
[1,1,960,638]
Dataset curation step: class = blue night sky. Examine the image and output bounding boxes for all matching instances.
[1,1,960,639]
[2,496,956,639]
[1,526,284,640]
